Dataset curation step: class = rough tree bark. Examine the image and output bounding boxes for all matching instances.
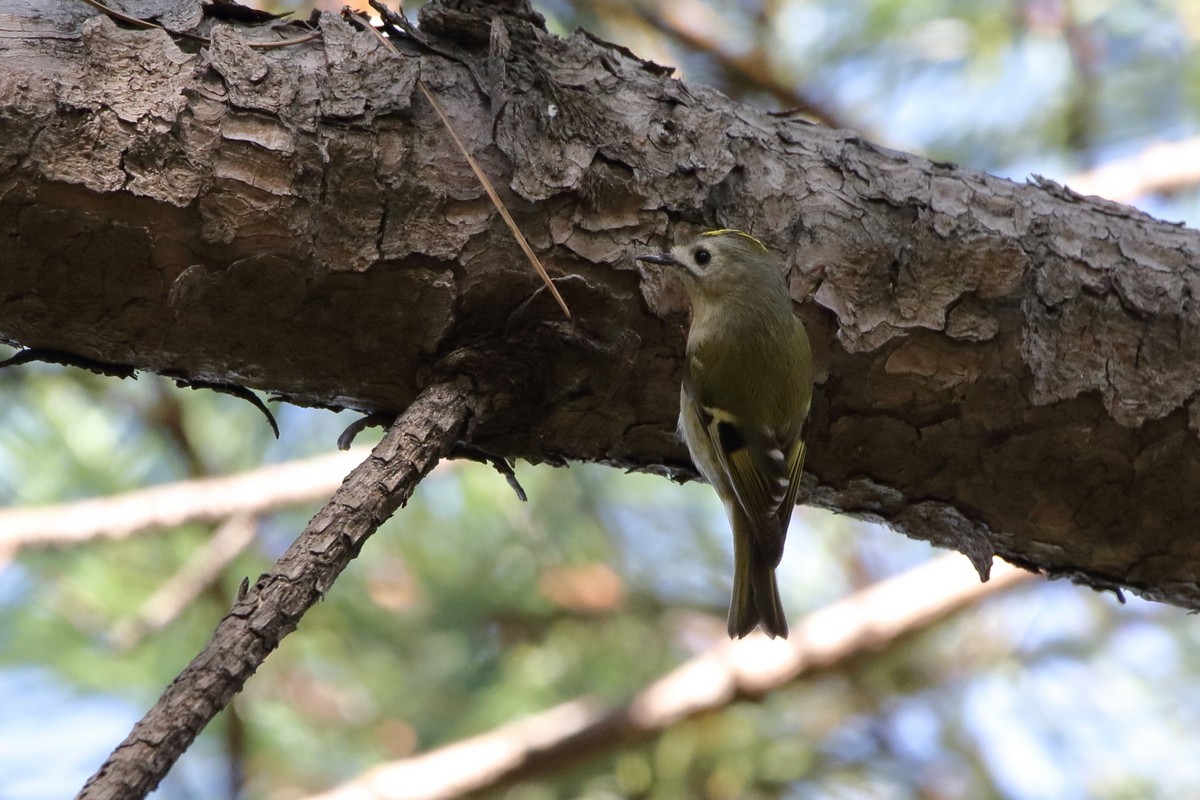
[3,0,1200,607]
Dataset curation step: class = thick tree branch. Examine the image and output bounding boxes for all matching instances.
[307,556,1031,800]
[3,1,1200,607]
[75,379,475,800]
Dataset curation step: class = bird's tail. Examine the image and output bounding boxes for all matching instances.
[727,518,789,639]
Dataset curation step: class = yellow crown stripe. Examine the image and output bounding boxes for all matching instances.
[700,229,769,253]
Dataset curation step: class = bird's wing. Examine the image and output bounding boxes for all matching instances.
[776,433,806,532]
[684,361,792,565]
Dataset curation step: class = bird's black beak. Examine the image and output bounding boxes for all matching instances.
[636,253,678,267]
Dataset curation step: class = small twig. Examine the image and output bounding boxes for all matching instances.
[337,412,395,451]
[338,414,527,502]
[171,378,280,438]
[76,380,475,800]
[449,445,528,502]
[354,2,573,320]
[367,0,403,28]
[416,82,572,319]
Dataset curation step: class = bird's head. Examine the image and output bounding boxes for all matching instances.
[636,229,786,306]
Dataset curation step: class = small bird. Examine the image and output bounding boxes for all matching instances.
[637,230,813,639]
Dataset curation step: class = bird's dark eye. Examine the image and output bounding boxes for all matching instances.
[694,248,711,266]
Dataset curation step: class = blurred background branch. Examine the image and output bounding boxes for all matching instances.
[0,450,364,556]
[309,556,1031,800]
[108,514,259,651]
[634,0,849,127]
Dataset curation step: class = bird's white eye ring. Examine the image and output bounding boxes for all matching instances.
[694,248,711,266]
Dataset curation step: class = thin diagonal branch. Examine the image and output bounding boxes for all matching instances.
[76,379,476,800]
[307,555,1032,800]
